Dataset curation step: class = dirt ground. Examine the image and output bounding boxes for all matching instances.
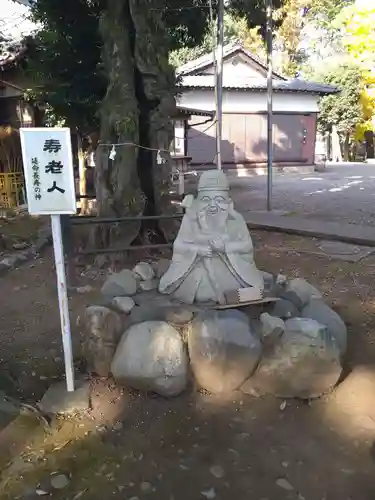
[1,230,375,499]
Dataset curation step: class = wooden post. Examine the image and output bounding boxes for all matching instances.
[77,133,88,213]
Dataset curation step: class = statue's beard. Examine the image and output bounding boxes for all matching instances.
[198,209,228,233]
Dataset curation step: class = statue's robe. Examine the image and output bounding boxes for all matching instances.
[159,209,264,304]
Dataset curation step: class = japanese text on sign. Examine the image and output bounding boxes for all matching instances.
[20,128,76,215]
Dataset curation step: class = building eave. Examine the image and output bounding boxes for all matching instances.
[177,42,287,81]
[175,105,215,118]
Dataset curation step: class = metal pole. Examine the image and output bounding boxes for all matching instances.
[215,0,224,171]
[266,0,273,211]
[51,214,75,392]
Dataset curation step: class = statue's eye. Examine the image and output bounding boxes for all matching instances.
[214,196,226,203]
[201,196,211,202]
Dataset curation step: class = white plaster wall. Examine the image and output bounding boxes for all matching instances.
[173,120,185,155]
[178,89,320,113]
[202,59,263,78]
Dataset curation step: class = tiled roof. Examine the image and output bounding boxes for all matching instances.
[180,75,339,95]
[177,42,286,81]
[175,105,215,117]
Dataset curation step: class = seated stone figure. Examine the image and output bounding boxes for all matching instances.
[159,170,264,304]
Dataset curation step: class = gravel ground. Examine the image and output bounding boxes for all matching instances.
[230,163,375,226]
[1,232,375,499]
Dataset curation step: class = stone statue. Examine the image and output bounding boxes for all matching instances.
[159,170,264,304]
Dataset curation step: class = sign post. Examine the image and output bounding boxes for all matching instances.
[20,128,77,392]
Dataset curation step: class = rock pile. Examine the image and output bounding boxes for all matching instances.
[78,262,347,400]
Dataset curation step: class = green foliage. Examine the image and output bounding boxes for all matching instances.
[24,0,283,131]
[315,64,364,135]
[305,0,353,28]
[273,0,307,77]
[170,13,266,68]
[25,0,106,133]
[334,2,375,69]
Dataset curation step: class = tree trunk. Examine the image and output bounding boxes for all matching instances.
[94,0,176,248]
[77,132,88,214]
[343,132,350,162]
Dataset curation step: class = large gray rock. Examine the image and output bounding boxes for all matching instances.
[249,317,342,399]
[133,262,155,281]
[285,278,322,307]
[127,305,168,325]
[139,279,159,292]
[101,269,138,297]
[79,306,123,377]
[301,299,347,355]
[111,321,188,397]
[260,313,285,345]
[112,296,135,314]
[270,299,299,319]
[188,310,262,394]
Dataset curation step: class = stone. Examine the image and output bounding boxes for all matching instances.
[210,465,225,478]
[269,299,299,319]
[280,278,322,310]
[139,279,158,292]
[111,321,189,397]
[201,488,216,499]
[279,289,305,310]
[276,478,294,491]
[261,271,276,293]
[250,317,342,399]
[80,306,123,377]
[133,262,155,281]
[50,474,70,490]
[301,299,347,355]
[38,380,90,415]
[260,313,285,344]
[112,296,135,314]
[159,170,264,305]
[276,274,288,285]
[101,269,138,298]
[188,310,262,394]
[36,489,49,496]
[166,309,194,325]
[76,285,95,294]
[127,305,168,325]
[153,258,171,278]
[140,482,152,493]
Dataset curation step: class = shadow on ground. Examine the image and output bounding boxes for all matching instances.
[1,376,375,500]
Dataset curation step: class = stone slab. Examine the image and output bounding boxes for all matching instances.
[279,241,375,262]
[317,240,375,262]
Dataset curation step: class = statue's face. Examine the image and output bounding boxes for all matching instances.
[196,190,230,232]
[197,190,230,216]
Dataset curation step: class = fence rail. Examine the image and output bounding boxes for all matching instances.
[70,213,183,225]
[63,212,182,262]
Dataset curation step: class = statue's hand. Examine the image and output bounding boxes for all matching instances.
[199,245,212,258]
[209,238,225,252]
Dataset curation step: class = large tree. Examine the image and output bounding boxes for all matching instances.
[25,0,284,246]
[315,63,371,160]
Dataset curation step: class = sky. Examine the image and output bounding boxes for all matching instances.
[1,0,36,43]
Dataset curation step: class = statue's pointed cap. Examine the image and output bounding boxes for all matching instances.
[198,170,229,192]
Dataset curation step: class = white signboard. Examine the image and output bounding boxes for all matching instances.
[20,127,77,215]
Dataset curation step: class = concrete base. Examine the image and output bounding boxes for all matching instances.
[38,380,91,416]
